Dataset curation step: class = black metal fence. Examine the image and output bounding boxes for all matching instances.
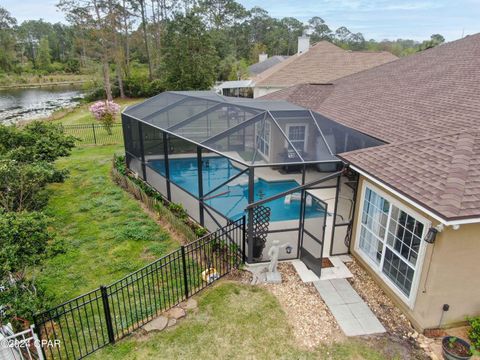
[60,124,123,145]
[34,217,245,360]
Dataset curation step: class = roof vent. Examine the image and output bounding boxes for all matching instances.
[259,53,268,63]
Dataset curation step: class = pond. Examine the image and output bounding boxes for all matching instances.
[0,86,84,124]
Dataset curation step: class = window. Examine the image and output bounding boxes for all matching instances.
[256,121,270,158]
[357,185,427,305]
[287,125,307,152]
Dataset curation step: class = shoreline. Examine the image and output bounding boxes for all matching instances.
[0,80,89,90]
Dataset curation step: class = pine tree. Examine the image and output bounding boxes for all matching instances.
[37,37,51,71]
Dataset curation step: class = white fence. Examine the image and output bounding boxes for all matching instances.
[0,324,44,360]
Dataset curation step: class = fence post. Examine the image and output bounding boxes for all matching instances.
[100,286,115,344]
[32,318,47,360]
[92,124,97,145]
[180,246,189,299]
[242,215,246,263]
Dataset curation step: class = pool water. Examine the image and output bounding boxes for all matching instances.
[147,157,325,222]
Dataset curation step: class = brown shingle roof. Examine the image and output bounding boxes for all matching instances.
[338,130,480,221]
[263,34,480,222]
[264,34,480,144]
[253,41,397,87]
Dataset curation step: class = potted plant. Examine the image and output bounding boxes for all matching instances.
[442,336,472,360]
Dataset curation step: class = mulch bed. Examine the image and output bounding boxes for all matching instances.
[260,263,344,349]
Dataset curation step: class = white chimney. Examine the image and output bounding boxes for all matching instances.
[297,35,310,54]
[259,53,268,63]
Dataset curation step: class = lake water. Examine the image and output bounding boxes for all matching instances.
[0,86,84,124]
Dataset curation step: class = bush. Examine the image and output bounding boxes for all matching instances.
[123,75,165,98]
[468,316,480,350]
[0,122,76,163]
[0,160,67,211]
[0,212,51,277]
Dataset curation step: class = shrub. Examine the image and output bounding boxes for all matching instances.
[0,211,51,277]
[0,122,75,163]
[89,101,121,134]
[468,316,480,350]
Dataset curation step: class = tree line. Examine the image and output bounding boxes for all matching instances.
[0,1,445,99]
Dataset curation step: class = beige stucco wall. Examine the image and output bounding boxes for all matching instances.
[253,86,284,98]
[351,175,480,331]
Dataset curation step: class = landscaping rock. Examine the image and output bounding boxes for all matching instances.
[143,316,168,332]
[166,307,186,319]
[179,298,198,310]
[167,318,177,327]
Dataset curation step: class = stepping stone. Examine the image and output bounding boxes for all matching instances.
[179,298,198,310]
[167,318,177,327]
[143,316,168,332]
[166,307,186,319]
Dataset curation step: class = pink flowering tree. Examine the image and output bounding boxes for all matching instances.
[89,101,121,134]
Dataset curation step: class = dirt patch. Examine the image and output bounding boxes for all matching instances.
[322,257,334,268]
[363,334,431,360]
[260,263,344,349]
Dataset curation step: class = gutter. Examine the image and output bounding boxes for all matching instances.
[349,165,480,227]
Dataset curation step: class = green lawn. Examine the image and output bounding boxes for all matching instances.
[92,282,397,360]
[51,98,143,125]
[35,145,179,304]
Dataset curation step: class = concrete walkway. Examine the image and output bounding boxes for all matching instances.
[314,278,385,336]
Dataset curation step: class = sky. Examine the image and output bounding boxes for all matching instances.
[3,0,480,41]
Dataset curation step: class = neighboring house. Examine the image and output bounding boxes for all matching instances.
[252,39,398,98]
[262,34,480,331]
[215,54,290,98]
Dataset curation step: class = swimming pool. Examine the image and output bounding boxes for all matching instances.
[147,157,325,222]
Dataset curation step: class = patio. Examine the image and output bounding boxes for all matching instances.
[121,91,383,275]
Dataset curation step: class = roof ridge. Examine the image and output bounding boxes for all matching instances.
[438,132,476,213]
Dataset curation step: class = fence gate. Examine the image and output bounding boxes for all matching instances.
[0,324,44,360]
[299,191,328,277]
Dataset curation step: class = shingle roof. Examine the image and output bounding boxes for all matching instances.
[338,130,480,221]
[253,41,397,87]
[263,34,480,222]
[263,35,480,144]
[248,56,289,76]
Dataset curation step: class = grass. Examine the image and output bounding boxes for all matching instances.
[35,145,179,304]
[92,282,396,360]
[50,98,143,125]
[0,73,92,88]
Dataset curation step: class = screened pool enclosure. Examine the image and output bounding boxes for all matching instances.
[122,91,383,274]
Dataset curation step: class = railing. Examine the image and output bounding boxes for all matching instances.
[60,124,123,145]
[33,217,245,360]
[0,324,44,360]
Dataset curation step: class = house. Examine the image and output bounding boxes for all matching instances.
[252,39,398,98]
[215,53,290,98]
[262,34,480,331]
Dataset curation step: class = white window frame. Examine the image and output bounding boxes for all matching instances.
[285,123,308,152]
[256,120,271,160]
[354,181,430,309]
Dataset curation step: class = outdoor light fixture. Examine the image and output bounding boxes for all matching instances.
[285,245,293,254]
[424,227,438,244]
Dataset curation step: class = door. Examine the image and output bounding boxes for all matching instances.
[299,191,328,277]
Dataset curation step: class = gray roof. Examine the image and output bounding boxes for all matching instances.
[248,56,289,76]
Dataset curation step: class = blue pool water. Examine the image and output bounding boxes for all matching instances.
[147,157,325,222]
